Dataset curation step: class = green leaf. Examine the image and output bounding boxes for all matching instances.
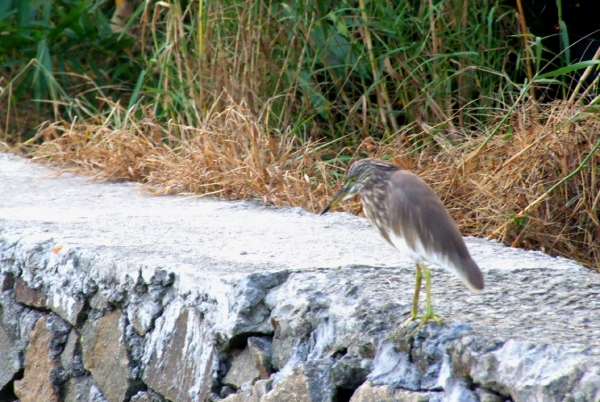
[502,126,513,141]
[128,70,146,110]
[535,36,542,73]
[558,20,570,64]
[47,2,90,42]
[0,0,13,22]
[17,0,32,27]
[33,39,53,103]
[535,61,600,80]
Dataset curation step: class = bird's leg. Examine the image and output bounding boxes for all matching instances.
[423,266,443,325]
[402,263,423,327]
[403,264,443,336]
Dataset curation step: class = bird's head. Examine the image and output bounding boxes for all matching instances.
[320,159,398,215]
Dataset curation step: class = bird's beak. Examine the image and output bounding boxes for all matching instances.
[320,186,350,215]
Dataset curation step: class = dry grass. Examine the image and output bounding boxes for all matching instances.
[30,100,600,271]
[373,102,600,270]
[32,98,336,211]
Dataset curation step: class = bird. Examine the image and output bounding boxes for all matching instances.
[320,159,484,335]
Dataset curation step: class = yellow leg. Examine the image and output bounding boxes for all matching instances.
[402,263,422,326]
[402,264,443,336]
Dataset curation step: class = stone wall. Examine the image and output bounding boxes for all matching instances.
[1,154,600,401]
[1,239,600,402]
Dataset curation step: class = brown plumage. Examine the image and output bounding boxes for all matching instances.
[321,158,484,333]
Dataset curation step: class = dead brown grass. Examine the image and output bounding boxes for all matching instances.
[32,98,336,210]
[30,100,600,270]
[374,102,600,270]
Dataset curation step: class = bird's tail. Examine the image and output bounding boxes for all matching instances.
[452,255,485,293]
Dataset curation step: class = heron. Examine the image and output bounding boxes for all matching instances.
[321,159,484,334]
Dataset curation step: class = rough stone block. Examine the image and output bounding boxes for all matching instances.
[130,390,165,402]
[127,298,162,336]
[0,284,35,389]
[1,273,14,291]
[475,388,506,402]
[143,300,214,402]
[0,323,21,390]
[14,277,47,308]
[61,329,85,377]
[81,310,137,402]
[47,290,85,327]
[223,336,273,391]
[330,355,370,390]
[45,313,71,359]
[90,384,109,402]
[263,359,335,402]
[247,336,273,380]
[63,376,94,402]
[127,269,174,337]
[222,379,273,402]
[349,381,440,402]
[368,340,421,390]
[13,315,61,402]
[11,247,86,327]
[451,337,600,401]
[223,346,261,390]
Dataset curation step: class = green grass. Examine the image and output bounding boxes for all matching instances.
[1,0,532,145]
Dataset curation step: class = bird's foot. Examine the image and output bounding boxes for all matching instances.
[402,311,443,336]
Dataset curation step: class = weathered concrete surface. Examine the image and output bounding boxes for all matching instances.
[1,153,599,402]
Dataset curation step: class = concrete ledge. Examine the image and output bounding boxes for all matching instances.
[1,153,599,402]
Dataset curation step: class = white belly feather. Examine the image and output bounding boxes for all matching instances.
[389,232,460,280]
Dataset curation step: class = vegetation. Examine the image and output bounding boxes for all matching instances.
[1,0,599,270]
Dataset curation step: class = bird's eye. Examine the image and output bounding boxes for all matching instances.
[346,177,357,185]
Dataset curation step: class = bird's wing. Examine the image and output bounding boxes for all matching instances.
[387,170,484,292]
